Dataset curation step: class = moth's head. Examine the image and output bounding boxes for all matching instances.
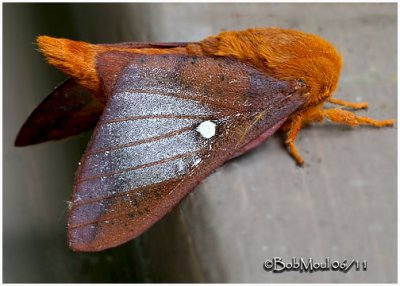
[255,28,343,109]
[204,27,343,109]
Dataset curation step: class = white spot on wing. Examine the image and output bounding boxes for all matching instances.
[193,158,202,166]
[196,121,216,139]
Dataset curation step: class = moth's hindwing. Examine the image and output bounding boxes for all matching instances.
[15,78,104,146]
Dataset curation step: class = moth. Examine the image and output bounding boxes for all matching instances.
[15,27,394,251]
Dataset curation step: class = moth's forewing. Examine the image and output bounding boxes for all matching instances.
[15,78,105,146]
[68,54,307,251]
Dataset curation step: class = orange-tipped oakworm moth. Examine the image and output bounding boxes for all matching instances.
[15,27,394,252]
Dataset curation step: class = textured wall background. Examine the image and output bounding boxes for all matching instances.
[3,3,397,283]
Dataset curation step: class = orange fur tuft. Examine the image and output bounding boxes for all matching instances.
[37,36,100,92]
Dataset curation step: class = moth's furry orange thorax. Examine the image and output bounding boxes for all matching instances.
[200,27,343,108]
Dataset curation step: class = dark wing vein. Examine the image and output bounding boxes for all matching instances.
[85,124,197,155]
[77,151,201,185]
[117,89,244,113]
[102,114,216,124]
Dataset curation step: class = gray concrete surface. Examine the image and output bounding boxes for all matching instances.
[4,3,397,283]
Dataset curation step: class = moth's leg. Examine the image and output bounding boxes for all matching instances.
[284,104,393,165]
[283,105,324,165]
[284,104,394,165]
[285,114,305,165]
[323,108,394,127]
[328,98,368,110]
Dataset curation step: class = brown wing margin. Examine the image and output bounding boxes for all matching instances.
[67,53,307,251]
[101,41,193,49]
[15,78,105,146]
